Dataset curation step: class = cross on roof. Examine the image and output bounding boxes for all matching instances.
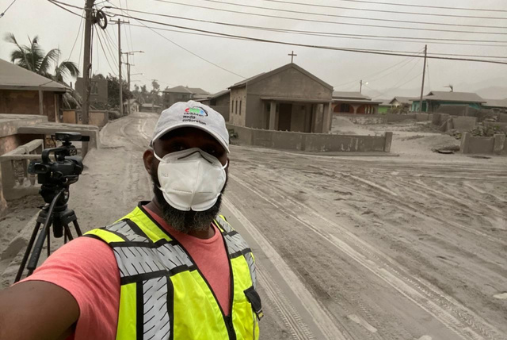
[288,51,297,63]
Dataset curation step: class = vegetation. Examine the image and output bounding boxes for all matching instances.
[4,33,81,109]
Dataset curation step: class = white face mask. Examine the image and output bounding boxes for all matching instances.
[154,148,227,212]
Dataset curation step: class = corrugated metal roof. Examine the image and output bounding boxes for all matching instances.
[332,91,371,100]
[0,58,69,92]
[421,91,486,103]
[162,85,209,95]
[390,96,413,105]
[483,98,507,108]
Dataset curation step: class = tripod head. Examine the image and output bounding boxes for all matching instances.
[28,132,89,237]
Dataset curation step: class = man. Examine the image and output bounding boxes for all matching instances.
[0,101,262,340]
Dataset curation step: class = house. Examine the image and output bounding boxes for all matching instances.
[75,75,108,108]
[162,86,210,108]
[200,90,230,122]
[411,91,486,112]
[0,58,69,122]
[228,63,333,133]
[141,103,162,113]
[378,100,393,114]
[332,92,382,114]
[390,97,412,112]
[482,98,507,111]
[123,98,140,114]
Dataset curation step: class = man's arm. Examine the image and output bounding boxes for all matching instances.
[0,280,79,340]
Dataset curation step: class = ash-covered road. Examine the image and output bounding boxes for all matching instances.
[5,112,505,340]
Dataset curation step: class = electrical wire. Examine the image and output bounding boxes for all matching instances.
[152,0,507,33]
[96,29,119,76]
[329,0,507,13]
[109,12,507,65]
[106,2,246,78]
[258,0,507,18]
[105,7,507,45]
[0,0,19,18]
[67,9,85,61]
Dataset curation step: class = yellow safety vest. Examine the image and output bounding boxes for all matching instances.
[85,203,262,340]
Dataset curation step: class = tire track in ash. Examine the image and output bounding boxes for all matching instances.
[312,166,507,247]
[223,198,349,340]
[230,174,503,340]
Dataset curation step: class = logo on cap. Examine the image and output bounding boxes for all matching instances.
[185,107,208,117]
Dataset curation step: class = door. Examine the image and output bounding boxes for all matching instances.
[278,103,292,131]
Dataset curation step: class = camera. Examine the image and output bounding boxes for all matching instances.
[28,132,90,200]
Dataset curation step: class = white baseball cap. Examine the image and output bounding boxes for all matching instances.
[151,100,230,153]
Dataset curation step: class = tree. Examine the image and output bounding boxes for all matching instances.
[151,80,161,108]
[106,74,131,109]
[5,33,80,109]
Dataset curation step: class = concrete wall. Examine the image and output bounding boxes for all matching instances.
[89,111,109,128]
[76,77,108,107]
[461,132,506,155]
[245,67,332,129]
[0,89,59,122]
[334,113,417,125]
[226,123,392,153]
[210,93,230,122]
[450,116,477,131]
[229,87,247,126]
[416,113,432,122]
[163,92,192,109]
[63,110,109,128]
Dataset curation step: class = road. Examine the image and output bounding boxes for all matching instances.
[4,111,506,339]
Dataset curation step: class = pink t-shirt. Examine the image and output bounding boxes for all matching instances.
[21,206,231,340]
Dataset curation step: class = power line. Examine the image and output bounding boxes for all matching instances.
[127,23,507,57]
[106,2,246,78]
[259,0,507,17]
[47,0,83,17]
[329,0,507,13]
[67,9,85,61]
[208,0,507,20]
[152,0,507,31]
[96,28,119,76]
[109,12,507,66]
[0,0,19,18]
[105,7,507,45]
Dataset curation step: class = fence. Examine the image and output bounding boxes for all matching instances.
[227,124,392,153]
[0,139,43,201]
[333,113,419,125]
[460,132,506,155]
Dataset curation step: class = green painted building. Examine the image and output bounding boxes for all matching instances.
[410,91,485,112]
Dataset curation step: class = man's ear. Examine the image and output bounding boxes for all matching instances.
[143,149,155,175]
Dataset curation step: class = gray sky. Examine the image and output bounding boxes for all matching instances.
[1,0,506,99]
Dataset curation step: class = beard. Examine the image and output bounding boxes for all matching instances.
[150,159,227,234]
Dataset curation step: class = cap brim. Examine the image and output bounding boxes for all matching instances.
[151,122,230,153]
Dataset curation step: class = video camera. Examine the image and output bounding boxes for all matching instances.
[28,132,90,203]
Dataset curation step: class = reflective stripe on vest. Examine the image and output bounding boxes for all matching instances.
[84,205,261,340]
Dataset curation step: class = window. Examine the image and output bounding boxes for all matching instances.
[239,100,242,115]
[340,103,351,113]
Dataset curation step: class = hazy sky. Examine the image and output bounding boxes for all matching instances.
[1,0,506,99]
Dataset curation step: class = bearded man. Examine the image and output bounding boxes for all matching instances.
[0,101,262,340]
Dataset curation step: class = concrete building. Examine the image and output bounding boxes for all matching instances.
[332,92,382,114]
[198,90,231,122]
[162,86,210,108]
[124,98,140,114]
[75,75,108,108]
[411,91,486,112]
[390,97,413,112]
[228,63,333,133]
[0,58,69,122]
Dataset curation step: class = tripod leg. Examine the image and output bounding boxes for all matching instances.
[47,228,51,257]
[63,224,74,242]
[73,220,83,237]
[14,222,42,283]
[26,220,52,276]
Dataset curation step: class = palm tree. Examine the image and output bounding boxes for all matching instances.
[5,33,81,108]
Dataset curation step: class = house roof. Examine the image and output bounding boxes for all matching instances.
[229,63,333,90]
[141,103,161,108]
[0,58,69,92]
[333,91,371,100]
[162,86,209,95]
[390,96,413,105]
[483,98,507,108]
[210,89,230,99]
[332,98,383,105]
[414,91,486,103]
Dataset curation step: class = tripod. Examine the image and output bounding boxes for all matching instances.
[14,185,82,283]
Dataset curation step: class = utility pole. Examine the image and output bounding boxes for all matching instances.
[121,51,143,116]
[419,45,428,113]
[81,0,95,157]
[360,80,368,94]
[117,19,123,116]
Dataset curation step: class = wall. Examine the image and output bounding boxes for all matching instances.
[211,93,230,122]
[163,92,191,109]
[461,132,506,155]
[63,110,109,128]
[0,90,58,122]
[226,123,392,153]
[450,116,477,131]
[245,67,332,129]
[76,77,108,106]
[229,87,247,127]
[334,113,417,125]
